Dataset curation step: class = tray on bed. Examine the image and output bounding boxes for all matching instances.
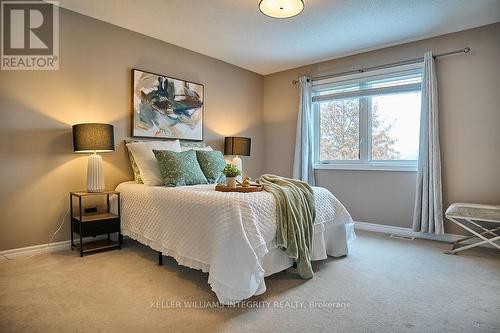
[215,184,263,193]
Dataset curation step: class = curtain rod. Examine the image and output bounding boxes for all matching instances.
[291,47,470,84]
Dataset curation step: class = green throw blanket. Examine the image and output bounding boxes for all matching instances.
[258,174,316,279]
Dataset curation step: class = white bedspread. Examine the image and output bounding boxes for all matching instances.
[114,181,354,304]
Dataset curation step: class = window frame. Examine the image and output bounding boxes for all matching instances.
[312,63,423,172]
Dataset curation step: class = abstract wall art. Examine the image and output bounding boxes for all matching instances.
[132,69,204,140]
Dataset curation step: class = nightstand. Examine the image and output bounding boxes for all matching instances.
[70,190,122,257]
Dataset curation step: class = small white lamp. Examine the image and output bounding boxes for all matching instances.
[72,123,115,192]
[224,137,251,182]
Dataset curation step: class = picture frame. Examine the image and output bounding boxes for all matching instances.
[131,69,204,141]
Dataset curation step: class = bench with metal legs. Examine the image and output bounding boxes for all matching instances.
[445,203,500,254]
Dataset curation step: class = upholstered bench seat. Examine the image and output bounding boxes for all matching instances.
[445,203,500,254]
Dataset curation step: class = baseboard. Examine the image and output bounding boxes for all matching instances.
[354,221,462,242]
[354,221,496,248]
[1,222,493,260]
[0,235,110,260]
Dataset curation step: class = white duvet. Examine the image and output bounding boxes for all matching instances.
[114,181,354,304]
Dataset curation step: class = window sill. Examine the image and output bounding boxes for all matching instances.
[314,163,417,172]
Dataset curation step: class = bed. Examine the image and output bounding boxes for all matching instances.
[112,181,355,304]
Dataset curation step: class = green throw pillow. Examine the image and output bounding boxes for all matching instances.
[196,150,226,184]
[153,150,208,187]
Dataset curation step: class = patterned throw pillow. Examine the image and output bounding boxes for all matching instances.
[153,150,208,187]
[196,150,226,184]
[126,149,143,183]
[126,140,182,186]
[125,138,212,183]
[125,138,143,183]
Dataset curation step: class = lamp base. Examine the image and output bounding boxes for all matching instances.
[232,156,243,182]
[87,154,105,192]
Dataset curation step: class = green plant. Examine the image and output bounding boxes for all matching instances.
[223,163,241,177]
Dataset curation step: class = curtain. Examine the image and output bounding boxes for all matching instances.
[292,75,315,186]
[412,51,444,234]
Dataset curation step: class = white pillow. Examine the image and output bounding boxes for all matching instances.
[126,140,181,186]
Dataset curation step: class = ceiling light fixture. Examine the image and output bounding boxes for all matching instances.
[259,0,304,19]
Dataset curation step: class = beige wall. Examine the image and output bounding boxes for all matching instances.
[0,9,263,251]
[1,9,499,251]
[263,23,500,233]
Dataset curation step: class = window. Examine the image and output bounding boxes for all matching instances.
[313,63,422,171]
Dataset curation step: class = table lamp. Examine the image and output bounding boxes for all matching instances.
[72,123,115,192]
[224,137,251,181]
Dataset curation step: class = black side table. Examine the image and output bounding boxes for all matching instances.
[70,191,122,257]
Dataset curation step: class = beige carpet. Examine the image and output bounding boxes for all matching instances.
[1,231,499,333]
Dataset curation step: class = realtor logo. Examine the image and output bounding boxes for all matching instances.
[1,0,59,70]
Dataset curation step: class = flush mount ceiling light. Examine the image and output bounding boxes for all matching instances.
[259,0,304,19]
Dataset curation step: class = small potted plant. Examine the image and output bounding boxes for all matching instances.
[223,164,241,188]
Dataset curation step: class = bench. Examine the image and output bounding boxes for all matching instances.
[445,203,500,254]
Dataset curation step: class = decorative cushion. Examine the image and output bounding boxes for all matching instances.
[126,149,143,184]
[153,150,208,187]
[196,150,226,184]
[124,138,143,183]
[126,140,182,186]
[125,138,212,183]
